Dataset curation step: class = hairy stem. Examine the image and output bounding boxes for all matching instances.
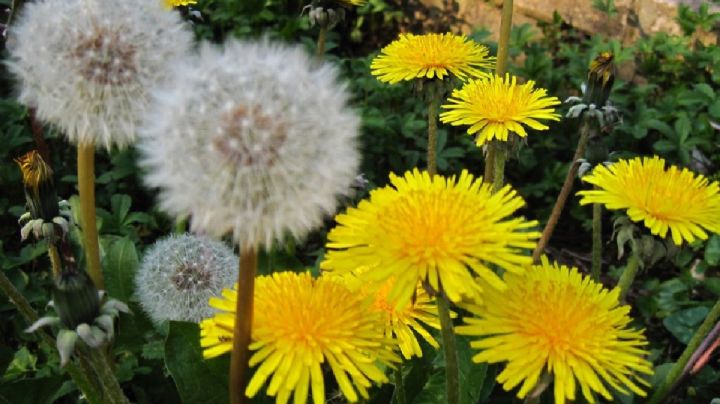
[532,122,590,262]
[617,253,640,302]
[78,346,129,404]
[648,299,720,404]
[77,143,103,289]
[230,248,257,404]
[0,270,104,403]
[591,201,602,281]
[427,83,440,176]
[437,292,459,404]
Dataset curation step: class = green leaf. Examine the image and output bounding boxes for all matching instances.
[111,194,132,223]
[0,376,65,404]
[103,237,139,301]
[694,83,716,101]
[705,235,720,265]
[165,321,229,404]
[663,306,710,344]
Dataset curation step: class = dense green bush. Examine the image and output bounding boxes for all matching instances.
[0,0,719,402]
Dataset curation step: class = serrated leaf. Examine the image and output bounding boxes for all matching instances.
[165,322,229,404]
[103,237,139,301]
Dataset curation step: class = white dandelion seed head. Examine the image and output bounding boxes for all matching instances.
[138,39,361,249]
[7,0,193,150]
[135,233,238,324]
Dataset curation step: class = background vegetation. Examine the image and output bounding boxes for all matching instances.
[0,0,719,402]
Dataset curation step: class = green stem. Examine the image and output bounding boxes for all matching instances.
[427,83,440,176]
[48,244,62,278]
[648,299,720,404]
[174,217,188,234]
[315,24,327,58]
[488,0,514,191]
[230,248,257,404]
[392,364,406,404]
[437,292,459,404]
[78,346,129,404]
[617,253,640,302]
[591,201,602,281]
[483,144,495,184]
[77,143,103,290]
[0,270,104,403]
[532,121,591,262]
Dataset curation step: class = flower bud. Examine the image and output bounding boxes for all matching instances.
[15,150,59,223]
[584,52,615,107]
[52,270,100,329]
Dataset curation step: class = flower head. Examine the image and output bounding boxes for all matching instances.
[8,0,192,150]
[135,234,238,324]
[457,259,653,404]
[578,156,720,245]
[370,33,495,84]
[337,274,441,359]
[163,0,197,8]
[440,74,561,146]
[200,271,397,404]
[321,169,540,308]
[139,40,360,249]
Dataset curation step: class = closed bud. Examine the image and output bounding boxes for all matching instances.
[15,150,59,222]
[584,52,615,107]
[52,270,100,329]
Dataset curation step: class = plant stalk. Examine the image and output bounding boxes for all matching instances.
[483,145,496,183]
[616,253,640,302]
[77,143,103,289]
[427,83,440,176]
[315,24,327,58]
[523,372,552,404]
[492,143,507,191]
[532,122,591,262]
[78,346,129,404]
[0,270,105,403]
[48,244,62,277]
[437,292,459,404]
[230,248,257,404]
[392,364,406,404]
[591,201,602,281]
[648,298,720,403]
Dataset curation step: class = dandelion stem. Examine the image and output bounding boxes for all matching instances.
[77,345,129,404]
[523,371,552,403]
[617,253,640,302]
[0,269,105,404]
[392,364,406,404]
[483,145,495,183]
[487,0,513,189]
[48,244,62,277]
[77,143,103,289]
[437,291,459,404]
[316,24,327,58]
[591,201,602,281]
[648,299,720,404]
[532,121,590,262]
[230,247,257,404]
[427,82,440,176]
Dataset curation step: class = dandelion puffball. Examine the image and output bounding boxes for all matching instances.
[7,0,193,150]
[135,234,239,324]
[139,40,361,248]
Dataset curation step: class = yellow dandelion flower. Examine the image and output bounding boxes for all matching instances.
[370,33,495,84]
[163,0,197,7]
[336,0,366,5]
[200,271,398,404]
[577,156,720,245]
[456,259,653,404]
[321,169,540,309]
[338,274,441,359]
[440,74,561,146]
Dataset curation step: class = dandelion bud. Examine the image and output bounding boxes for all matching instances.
[135,234,239,324]
[15,150,58,222]
[584,52,615,107]
[52,270,100,329]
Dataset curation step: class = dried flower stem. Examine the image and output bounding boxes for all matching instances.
[591,202,602,281]
[617,253,640,302]
[0,269,104,403]
[532,121,591,262]
[437,291,459,404]
[648,299,720,404]
[427,82,440,176]
[230,248,257,404]
[487,0,513,189]
[77,143,104,289]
